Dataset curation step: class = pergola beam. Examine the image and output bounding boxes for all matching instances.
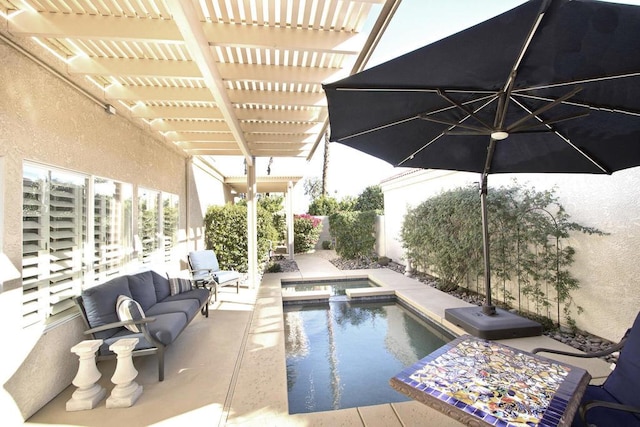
[8,12,359,53]
[70,58,343,84]
[165,0,252,164]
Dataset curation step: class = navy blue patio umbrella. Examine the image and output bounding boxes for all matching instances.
[324,0,640,322]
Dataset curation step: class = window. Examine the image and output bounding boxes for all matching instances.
[162,192,179,263]
[137,187,160,265]
[22,164,87,327]
[92,177,133,284]
[21,163,143,328]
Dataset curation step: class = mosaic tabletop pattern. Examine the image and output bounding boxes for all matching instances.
[391,335,590,427]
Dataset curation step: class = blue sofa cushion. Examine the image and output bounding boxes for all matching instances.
[146,299,199,321]
[82,275,131,339]
[603,313,640,407]
[151,270,171,301]
[163,288,210,308]
[574,384,640,427]
[98,312,189,354]
[147,312,189,346]
[128,271,157,311]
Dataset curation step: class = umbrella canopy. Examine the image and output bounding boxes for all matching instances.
[324,0,640,314]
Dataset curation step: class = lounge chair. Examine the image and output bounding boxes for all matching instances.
[533,312,640,427]
[188,250,241,301]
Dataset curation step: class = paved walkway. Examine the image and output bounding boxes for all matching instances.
[27,251,612,427]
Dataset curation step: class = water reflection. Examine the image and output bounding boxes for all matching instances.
[284,300,451,414]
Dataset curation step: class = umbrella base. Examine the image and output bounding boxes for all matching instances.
[445,306,542,340]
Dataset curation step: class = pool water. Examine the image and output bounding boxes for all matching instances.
[283,299,453,414]
[281,278,374,296]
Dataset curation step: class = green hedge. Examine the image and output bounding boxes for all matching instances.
[203,202,278,272]
[400,182,605,326]
[293,214,322,253]
[329,210,377,259]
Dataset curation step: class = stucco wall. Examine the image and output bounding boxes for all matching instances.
[0,42,228,421]
[380,168,640,342]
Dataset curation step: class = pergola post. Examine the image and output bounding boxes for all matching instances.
[286,181,294,260]
[246,158,258,288]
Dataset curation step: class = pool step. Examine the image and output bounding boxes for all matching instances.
[346,288,396,299]
[281,290,331,302]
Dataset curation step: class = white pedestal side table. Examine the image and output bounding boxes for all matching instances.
[106,338,143,408]
[66,339,107,411]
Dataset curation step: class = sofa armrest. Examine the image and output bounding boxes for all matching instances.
[580,399,640,426]
[189,268,214,283]
[84,317,157,335]
[190,268,213,274]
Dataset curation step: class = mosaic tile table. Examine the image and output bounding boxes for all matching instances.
[390,335,591,427]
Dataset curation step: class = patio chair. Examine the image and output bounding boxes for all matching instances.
[188,250,241,302]
[532,312,640,427]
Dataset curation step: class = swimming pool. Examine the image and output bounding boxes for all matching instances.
[283,298,454,414]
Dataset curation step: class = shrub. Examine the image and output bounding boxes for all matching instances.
[354,185,384,212]
[204,202,278,271]
[400,182,605,326]
[322,240,333,250]
[338,196,357,212]
[259,195,286,243]
[329,210,377,259]
[204,203,248,271]
[293,214,322,253]
[265,262,282,273]
[401,186,481,292]
[308,195,339,216]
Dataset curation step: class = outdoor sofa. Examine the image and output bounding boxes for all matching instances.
[74,270,210,381]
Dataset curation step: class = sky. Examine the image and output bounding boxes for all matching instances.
[301,0,529,206]
[312,0,640,206]
[212,0,640,212]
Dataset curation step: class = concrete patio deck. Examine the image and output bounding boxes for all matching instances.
[26,251,612,426]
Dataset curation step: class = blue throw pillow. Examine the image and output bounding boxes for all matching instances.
[116,295,145,333]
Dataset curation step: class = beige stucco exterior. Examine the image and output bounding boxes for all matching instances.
[380,168,640,343]
[0,42,230,422]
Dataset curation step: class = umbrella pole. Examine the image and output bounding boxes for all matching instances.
[480,174,496,316]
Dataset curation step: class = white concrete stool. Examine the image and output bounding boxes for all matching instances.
[106,338,143,408]
[66,339,106,411]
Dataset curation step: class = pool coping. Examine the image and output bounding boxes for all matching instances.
[226,258,613,427]
[227,267,480,427]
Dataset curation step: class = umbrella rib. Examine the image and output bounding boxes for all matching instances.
[513,71,640,95]
[510,111,590,133]
[510,97,610,174]
[334,115,419,142]
[419,115,491,134]
[397,134,444,167]
[502,0,551,93]
[506,87,582,132]
[514,93,640,118]
[335,93,498,142]
[437,89,496,131]
[333,87,497,94]
[401,96,498,166]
